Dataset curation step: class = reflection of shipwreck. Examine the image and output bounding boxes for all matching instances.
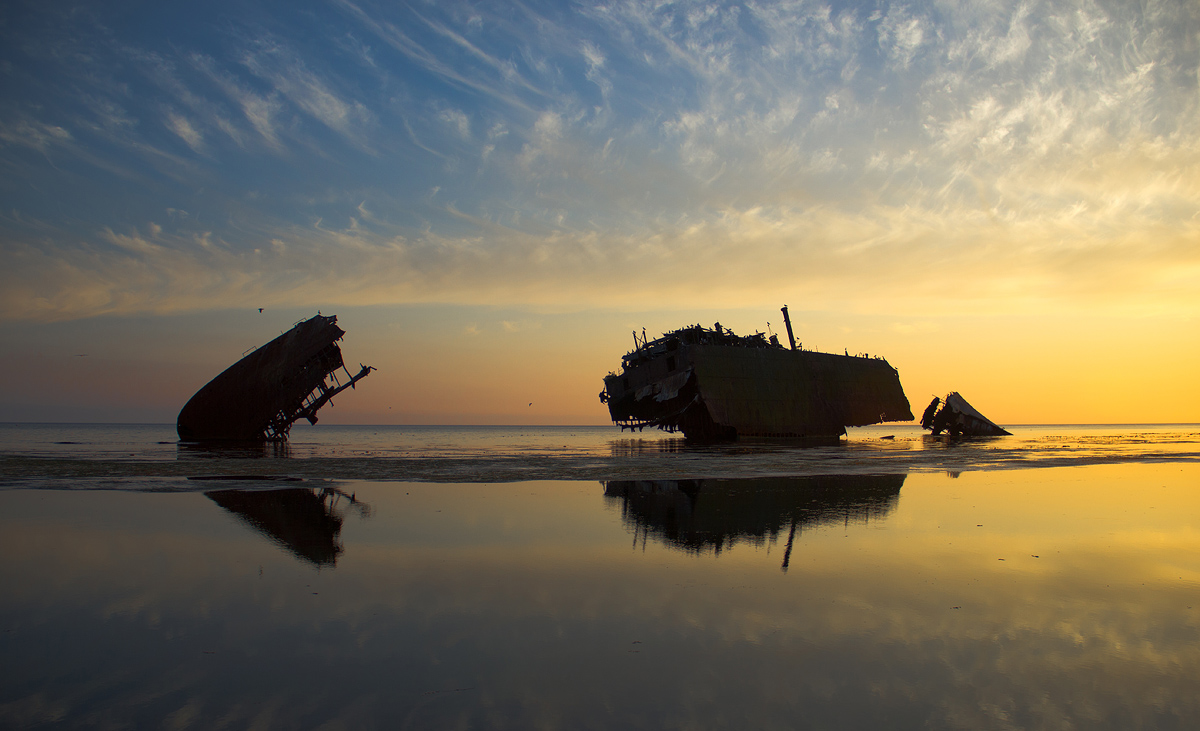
[600,307,912,441]
[920,392,1011,437]
[177,314,373,442]
[604,474,905,569]
[205,486,364,566]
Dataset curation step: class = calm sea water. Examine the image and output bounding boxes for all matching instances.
[2,424,1199,729]
[2,422,1198,486]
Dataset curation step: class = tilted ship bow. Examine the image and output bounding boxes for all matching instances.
[177,314,373,442]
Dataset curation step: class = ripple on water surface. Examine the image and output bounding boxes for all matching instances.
[1,423,1198,487]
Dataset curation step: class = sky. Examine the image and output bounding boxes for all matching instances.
[1,0,1197,426]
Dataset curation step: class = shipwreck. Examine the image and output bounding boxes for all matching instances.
[919,392,1011,437]
[599,307,913,441]
[177,314,373,442]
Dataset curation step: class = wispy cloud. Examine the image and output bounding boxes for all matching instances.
[333,0,536,112]
[1,0,1197,324]
[166,112,204,152]
[238,36,376,148]
[4,180,1197,323]
[190,53,286,151]
[0,117,72,151]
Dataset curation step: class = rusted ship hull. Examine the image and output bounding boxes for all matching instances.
[601,319,912,441]
[177,314,372,442]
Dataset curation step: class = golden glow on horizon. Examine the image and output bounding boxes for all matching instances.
[1,0,1197,424]
[3,304,1195,424]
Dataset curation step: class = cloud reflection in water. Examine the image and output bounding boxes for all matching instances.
[1,466,1197,729]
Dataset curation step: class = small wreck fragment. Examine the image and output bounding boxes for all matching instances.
[177,314,373,442]
[920,392,1011,437]
[599,307,913,441]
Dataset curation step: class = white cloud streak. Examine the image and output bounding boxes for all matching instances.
[166,112,203,152]
[238,37,375,148]
[333,0,537,112]
[0,118,72,156]
[1,0,1197,322]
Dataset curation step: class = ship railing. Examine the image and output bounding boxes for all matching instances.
[614,418,676,433]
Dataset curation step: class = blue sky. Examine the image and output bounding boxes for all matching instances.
[1,0,1198,423]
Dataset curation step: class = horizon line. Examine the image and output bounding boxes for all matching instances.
[3,421,1198,428]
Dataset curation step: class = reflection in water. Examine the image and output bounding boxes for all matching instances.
[608,437,690,455]
[2,467,1198,730]
[604,474,904,569]
[2,424,1192,486]
[608,435,843,457]
[178,440,293,459]
[205,486,366,566]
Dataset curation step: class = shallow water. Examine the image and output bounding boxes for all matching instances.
[2,423,1198,485]
[1,425,1198,729]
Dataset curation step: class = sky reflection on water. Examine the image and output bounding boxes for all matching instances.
[1,464,1198,729]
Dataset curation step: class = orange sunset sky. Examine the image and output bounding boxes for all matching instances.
[1,0,1197,426]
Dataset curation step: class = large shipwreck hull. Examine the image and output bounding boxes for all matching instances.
[177,314,372,442]
[601,320,913,441]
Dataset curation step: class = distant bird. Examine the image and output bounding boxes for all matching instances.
[529,402,533,406]
[75,354,87,357]
[258,308,263,313]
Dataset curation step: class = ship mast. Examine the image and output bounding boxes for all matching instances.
[780,305,797,350]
